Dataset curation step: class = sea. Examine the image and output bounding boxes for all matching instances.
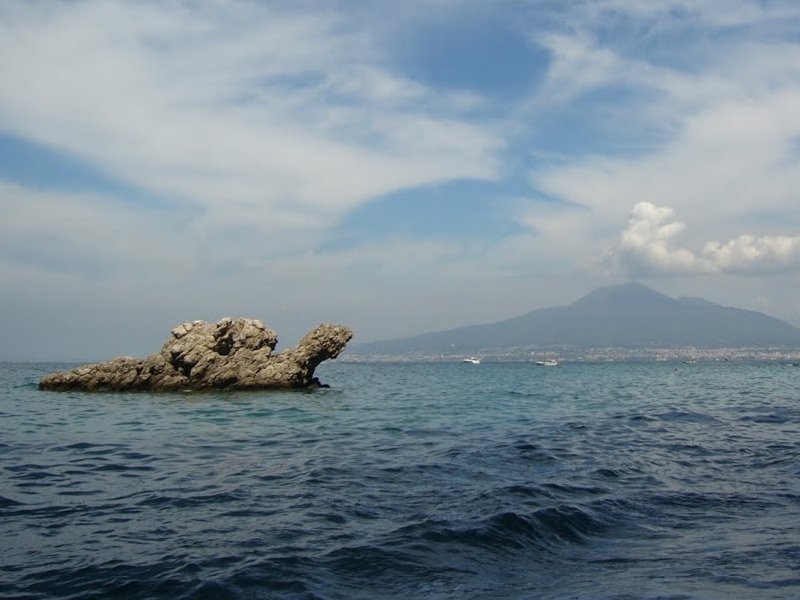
[2,360,799,600]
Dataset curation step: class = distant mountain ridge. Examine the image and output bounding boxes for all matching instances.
[353,283,800,355]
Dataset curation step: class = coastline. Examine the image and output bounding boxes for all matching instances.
[339,346,800,364]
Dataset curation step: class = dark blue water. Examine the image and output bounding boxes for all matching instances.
[2,361,799,599]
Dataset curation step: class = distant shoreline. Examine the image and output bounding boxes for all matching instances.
[340,346,800,364]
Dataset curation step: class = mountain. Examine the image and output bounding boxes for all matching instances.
[353,283,800,354]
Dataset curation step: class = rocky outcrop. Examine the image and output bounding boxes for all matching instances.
[39,318,353,392]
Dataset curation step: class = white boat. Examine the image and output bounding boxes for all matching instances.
[463,357,481,364]
[535,358,559,366]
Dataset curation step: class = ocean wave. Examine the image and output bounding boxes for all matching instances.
[382,504,610,556]
[0,494,25,508]
[5,361,800,599]
[136,490,247,509]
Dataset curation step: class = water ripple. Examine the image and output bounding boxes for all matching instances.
[2,361,800,599]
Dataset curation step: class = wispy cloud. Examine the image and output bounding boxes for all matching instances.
[0,181,193,277]
[581,0,800,28]
[528,33,800,266]
[0,1,501,239]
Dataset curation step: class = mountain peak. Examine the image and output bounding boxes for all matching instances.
[355,282,800,354]
[571,282,672,308]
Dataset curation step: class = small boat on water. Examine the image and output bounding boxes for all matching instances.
[535,358,559,367]
[463,357,481,364]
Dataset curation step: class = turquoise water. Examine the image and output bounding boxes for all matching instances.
[2,361,799,599]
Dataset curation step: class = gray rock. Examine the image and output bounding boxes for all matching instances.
[39,318,353,392]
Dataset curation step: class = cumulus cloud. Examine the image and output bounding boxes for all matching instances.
[620,202,800,276]
[702,234,800,274]
[620,203,698,273]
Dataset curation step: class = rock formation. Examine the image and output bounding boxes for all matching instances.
[39,318,353,392]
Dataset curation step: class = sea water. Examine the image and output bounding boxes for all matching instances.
[1,361,799,599]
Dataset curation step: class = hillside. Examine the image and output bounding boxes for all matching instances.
[352,283,800,355]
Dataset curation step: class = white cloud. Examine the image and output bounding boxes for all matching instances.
[0,0,501,234]
[619,202,800,276]
[530,61,800,260]
[0,181,189,277]
[702,234,800,274]
[4,0,800,358]
[533,33,629,106]
[620,202,698,274]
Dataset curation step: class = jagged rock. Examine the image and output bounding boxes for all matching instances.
[39,318,353,392]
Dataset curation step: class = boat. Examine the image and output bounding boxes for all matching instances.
[535,358,559,366]
[463,357,481,364]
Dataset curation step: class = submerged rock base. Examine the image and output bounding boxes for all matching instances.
[39,318,353,392]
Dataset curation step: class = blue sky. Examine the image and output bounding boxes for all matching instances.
[2,0,800,360]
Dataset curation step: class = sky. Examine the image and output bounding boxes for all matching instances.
[2,0,800,361]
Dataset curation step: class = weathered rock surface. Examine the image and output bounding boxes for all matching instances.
[39,318,353,392]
